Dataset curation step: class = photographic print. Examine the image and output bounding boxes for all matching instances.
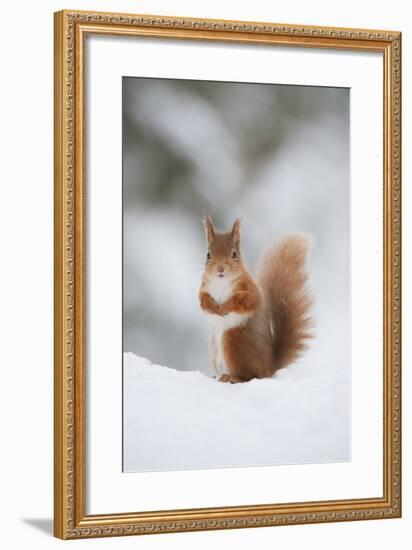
[54,11,401,538]
[122,77,350,472]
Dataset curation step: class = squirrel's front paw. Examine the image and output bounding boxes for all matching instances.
[209,301,221,315]
[200,293,221,315]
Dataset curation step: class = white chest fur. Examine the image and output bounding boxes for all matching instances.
[203,277,250,375]
[206,277,233,305]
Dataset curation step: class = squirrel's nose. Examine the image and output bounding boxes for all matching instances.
[217,265,225,273]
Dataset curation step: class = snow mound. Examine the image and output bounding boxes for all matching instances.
[123,352,350,472]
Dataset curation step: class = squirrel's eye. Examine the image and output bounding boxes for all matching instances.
[232,250,238,259]
[207,252,212,260]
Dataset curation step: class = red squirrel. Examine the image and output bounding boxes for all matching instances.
[199,216,313,383]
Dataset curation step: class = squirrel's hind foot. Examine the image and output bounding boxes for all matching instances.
[218,374,243,384]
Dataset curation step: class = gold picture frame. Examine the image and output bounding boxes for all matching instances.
[54,9,402,539]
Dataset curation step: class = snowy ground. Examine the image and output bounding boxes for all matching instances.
[123,350,350,472]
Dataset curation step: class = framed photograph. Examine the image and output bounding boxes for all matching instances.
[54,9,402,539]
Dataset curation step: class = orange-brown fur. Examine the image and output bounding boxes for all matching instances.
[199,216,313,383]
[199,278,260,317]
[257,235,313,370]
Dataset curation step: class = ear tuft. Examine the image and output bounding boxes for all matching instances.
[231,219,241,243]
[202,215,215,243]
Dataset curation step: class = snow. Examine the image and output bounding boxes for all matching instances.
[123,351,350,472]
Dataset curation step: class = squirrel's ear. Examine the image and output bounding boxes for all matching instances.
[231,219,241,243]
[203,215,215,243]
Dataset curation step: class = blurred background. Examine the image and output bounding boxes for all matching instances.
[123,77,350,375]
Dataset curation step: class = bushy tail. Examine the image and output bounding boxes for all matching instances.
[257,234,313,370]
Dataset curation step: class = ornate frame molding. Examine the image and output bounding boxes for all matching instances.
[54,9,401,539]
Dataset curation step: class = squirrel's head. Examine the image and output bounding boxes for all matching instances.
[202,215,243,280]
